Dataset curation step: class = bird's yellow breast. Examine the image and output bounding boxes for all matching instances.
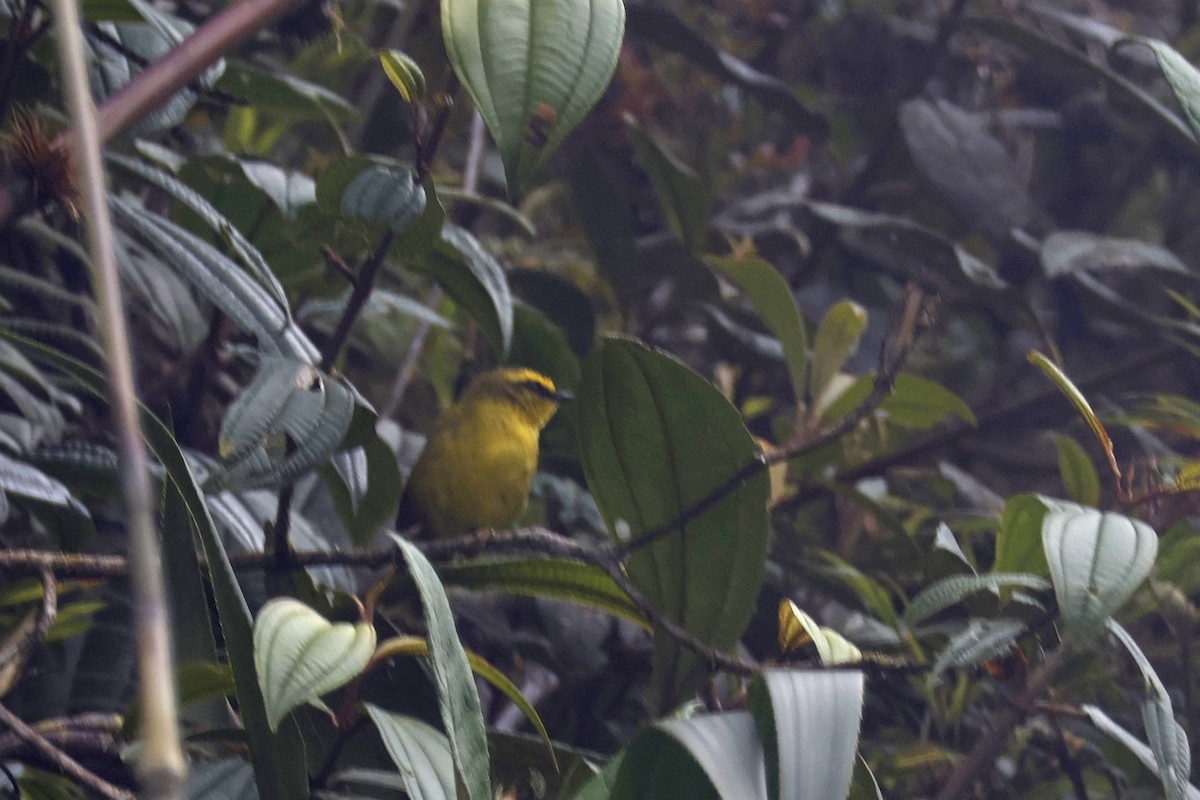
[397,369,565,539]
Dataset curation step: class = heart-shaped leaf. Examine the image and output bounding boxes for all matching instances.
[253,597,376,731]
[1042,508,1158,639]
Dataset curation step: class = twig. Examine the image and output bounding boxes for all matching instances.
[617,285,937,559]
[934,644,1071,800]
[51,2,185,795]
[0,567,56,676]
[383,107,483,420]
[0,703,134,800]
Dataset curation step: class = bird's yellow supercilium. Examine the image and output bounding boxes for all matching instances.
[396,367,571,539]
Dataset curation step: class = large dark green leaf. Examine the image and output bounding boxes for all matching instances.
[577,337,770,710]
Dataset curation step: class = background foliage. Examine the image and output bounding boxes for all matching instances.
[2,0,1200,798]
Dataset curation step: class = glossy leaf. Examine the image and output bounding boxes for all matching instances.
[380,50,426,104]
[442,0,625,190]
[365,705,456,800]
[749,670,864,800]
[706,256,808,403]
[578,337,770,710]
[389,534,490,800]
[1042,508,1157,639]
[253,598,376,731]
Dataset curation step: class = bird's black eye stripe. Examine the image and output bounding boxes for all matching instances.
[520,379,558,399]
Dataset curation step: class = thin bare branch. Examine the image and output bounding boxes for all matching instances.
[0,703,134,800]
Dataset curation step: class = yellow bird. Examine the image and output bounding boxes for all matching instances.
[396,367,571,539]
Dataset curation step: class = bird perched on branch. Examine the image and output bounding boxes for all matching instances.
[396,367,572,539]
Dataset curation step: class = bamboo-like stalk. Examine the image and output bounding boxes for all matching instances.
[50,3,186,798]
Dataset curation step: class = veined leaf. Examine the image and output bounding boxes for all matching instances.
[578,337,769,711]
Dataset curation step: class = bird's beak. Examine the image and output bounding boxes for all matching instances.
[553,388,574,402]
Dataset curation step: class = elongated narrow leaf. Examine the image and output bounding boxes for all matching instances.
[1042,508,1157,639]
[110,196,318,362]
[630,121,708,252]
[932,618,1025,676]
[411,225,514,357]
[1029,351,1119,483]
[2,331,309,799]
[389,534,490,800]
[1123,37,1200,143]
[706,257,808,403]
[442,0,624,190]
[776,600,861,665]
[578,337,770,711]
[905,573,1051,626]
[749,670,863,800]
[365,705,456,800]
[379,50,427,104]
[437,556,647,625]
[374,635,556,768]
[107,153,289,313]
[253,598,375,731]
[1084,705,1200,800]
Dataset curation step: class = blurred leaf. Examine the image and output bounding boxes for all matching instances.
[629,120,708,252]
[364,706,456,800]
[932,618,1025,676]
[1042,231,1188,278]
[1084,705,1200,800]
[959,17,1198,154]
[322,431,400,548]
[776,600,862,665]
[509,269,596,356]
[806,201,1008,292]
[216,62,359,123]
[1051,434,1101,507]
[110,196,318,362]
[706,256,808,403]
[107,152,290,312]
[380,49,426,104]
[898,98,1040,240]
[442,0,625,190]
[625,5,826,137]
[995,493,1061,579]
[437,556,647,625]
[905,573,1050,626]
[1121,36,1200,143]
[1029,351,1118,484]
[389,535,490,800]
[748,670,864,800]
[611,713,759,800]
[809,301,866,404]
[1043,508,1157,640]
[337,164,427,233]
[568,149,637,310]
[578,337,770,711]
[253,597,376,731]
[4,331,310,798]
[208,357,356,492]
[187,759,258,800]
